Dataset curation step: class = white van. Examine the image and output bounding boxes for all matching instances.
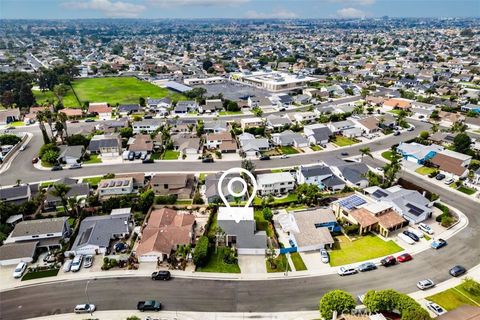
[398,233,415,245]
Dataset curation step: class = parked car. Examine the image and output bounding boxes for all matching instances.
[51,165,63,171]
[417,279,435,290]
[338,267,358,276]
[141,152,148,160]
[407,126,415,131]
[393,131,401,136]
[426,302,446,316]
[380,256,397,267]
[74,304,96,314]
[13,262,27,278]
[403,230,420,242]
[357,262,377,272]
[320,249,329,264]
[397,253,413,263]
[85,119,95,123]
[431,238,447,249]
[407,227,424,239]
[70,120,79,123]
[259,155,271,160]
[435,174,446,181]
[142,159,154,164]
[63,259,72,272]
[137,300,161,311]
[202,157,214,163]
[19,145,26,151]
[84,255,93,268]
[134,152,142,159]
[128,151,135,161]
[280,154,288,159]
[418,223,434,235]
[288,239,296,247]
[398,233,415,245]
[31,157,39,164]
[449,265,466,277]
[340,152,349,156]
[69,163,82,169]
[444,177,455,185]
[71,255,83,272]
[151,271,171,280]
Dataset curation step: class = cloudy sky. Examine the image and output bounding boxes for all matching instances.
[1,0,479,19]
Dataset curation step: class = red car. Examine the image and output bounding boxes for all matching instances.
[397,253,413,263]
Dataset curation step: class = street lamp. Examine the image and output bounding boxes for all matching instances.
[85,280,92,315]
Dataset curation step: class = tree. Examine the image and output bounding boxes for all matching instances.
[119,127,133,139]
[57,111,69,138]
[139,97,145,107]
[53,84,69,105]
[295,183,321,205]
[36,111,51,144]
[318,290,356,320]
[453,133,471,154]
[262,207,273,221]
[193,235,209,267]
[41,149,59,165]
[383,148,402,187]
[363,289,398,313]
[67,197,82,218]
[138,189,154,213]
[202,60,213,71]
[241,159,255,176]
[49,183,71,214]
[419,131,430,140]
[359,147,372,162]
[66,134,89,147]
[43,109,56,139]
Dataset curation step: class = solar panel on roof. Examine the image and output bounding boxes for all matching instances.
[372,189,388,198]
[339,195,366,210]
[406,203,424,217]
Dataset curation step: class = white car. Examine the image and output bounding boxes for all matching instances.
[84,255,93,268]
[418,223,434,235]
[407,227,424,239]
[398,233,415,245]
[280,154,288,159]
[426,301,446,316]
[13,262,27,278]
[71,255,83,272]
[19,145,26,151]
[320,249,329,264]
[338,267,358,276]
[74,304,96,314]
[444,177,455,185]
[63,259,72,272]
[417,279,435,290]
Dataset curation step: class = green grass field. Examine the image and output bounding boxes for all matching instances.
[427,280,480,310]
[381,150,393,161]
[82,176,102,187]
[332,136,358,147]
[329,234,403,266]
[266,254,291,273]
[22,268,59,281]
[290,252,307,271]
[34,77,186,108]
[415,166,437,175]
[254,210,274,238]
[196,247,241,273]
[162,150,180,160]
[83,154,102,164]
[310,145,322,151]
[280,146,300,154]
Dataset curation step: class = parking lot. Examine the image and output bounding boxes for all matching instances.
[197,82,272,101]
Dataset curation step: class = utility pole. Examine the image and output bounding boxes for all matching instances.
[85,280,92,315]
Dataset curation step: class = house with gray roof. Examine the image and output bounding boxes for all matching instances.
[203,120,228,133]
[57,145,84,165]
[87,133,122,157]
[44,182,90,209]
[175,100,198,114]
[266,114,292,131]
[69,212,133,256]
[296,165,345,191]
[204,172,244,204]
[303,124,332,146]
[238,132,270,157]
[0,241,38,266]
[0,184,32,204]
[322,157,369,188]
[271,130,308,148]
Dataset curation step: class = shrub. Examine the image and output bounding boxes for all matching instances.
[462,278,480,296]
[155,194,177,204]
[364,289,431,320]
[262,207,273,221]
[319,290,356,320]
[193,236,209,267]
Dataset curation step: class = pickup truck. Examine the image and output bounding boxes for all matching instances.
[137,300,161,311]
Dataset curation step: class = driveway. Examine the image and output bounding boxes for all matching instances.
[238,255,266,274]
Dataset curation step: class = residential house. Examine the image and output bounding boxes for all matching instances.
[430,149,472,178]
[150,174,195,199]
[327,120,356,135]
[204,172,244,204]
[203,120,228,133]
[88,102,112,120]
[238,132,270,157]
[217,207,266,255]
[127,134,154,154]
[292,111,316,123]
[397,142,444,164]
[438,111,465,127]
[95,118,129,133]
[87,133,122,157]
[271,130,309,148]
[247,96,274,110]
[0,184,32,204]
[351,116,380,134]
[117,104,141,116]
[265,114,292,131]
[58,108,83,119]
[171,133,202,156]
[116,173,146,189]
[132,119,162,134]
[273,94,294,109]
[57,145,84,165]
[461,103,480,113]
[98,177,134,197]
[200,99,223,114]
[69,211,133,256]
[136,208,195,262]
[303,124,333,146]
[382,98,412,110]
[175,100,198,114]
[44,178,90,209]
[240,117,264,130]
[0,108,20,125]
[0,241,38,266]
[322,157,369,188]
[296,165,345,191]
[256,172,295,196]
[204,132,237,153]
[147,97,171,115]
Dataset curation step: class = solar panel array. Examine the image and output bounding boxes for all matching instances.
[339,195,367,210]
[372,189,388,198]
[406,203,424,217]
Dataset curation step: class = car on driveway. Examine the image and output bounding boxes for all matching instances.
[403,230,420,242]
[449,265,466,277]
[74,304,96,314]
[380,256,397,267]
[435,174,446,181]
[431,238,447,249]
[444,177,455,185]
[83,255,93,268]
[417,279,435,290]
[397,253,413,263]
[320,249,329,264]
[398,233,415,245]
[393,131,401,136]
[63,259,72,272]
[418,223,434,235]
[426,301,446,316]
[357,262,377,272]
[151,270,171,280]
[13,262,27,278]
[71,255,83,272]
[338,267,358,276]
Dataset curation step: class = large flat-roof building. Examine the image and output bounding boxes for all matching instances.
[231,71,317,92]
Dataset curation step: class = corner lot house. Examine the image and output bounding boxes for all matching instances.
[430,149,472,178]
[69,212,133,256]
[98,177,134,197]
[150,174,195,199]
[136,208,195,262]
[217,207,266,255]
[57,145,84,165]
[257,172,295,196]
[0,108,20,125]
[397,142,444,164]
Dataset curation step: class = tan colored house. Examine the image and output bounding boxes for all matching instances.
[128,134,153,153]
[383,98,412,110]
[150,174,195,199]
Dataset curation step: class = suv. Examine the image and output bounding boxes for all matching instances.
[449,265,466,277]
[71,255,83,272]
[380,256,397,267]
[435,174,446,181]
[357,262,377,272]
[338,267,358,276]
[444,177,455,185]
[417,279,435,290]
[151,270,171,280]
[431,238,447,249]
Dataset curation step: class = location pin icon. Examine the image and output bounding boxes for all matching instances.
[217,167,258,223]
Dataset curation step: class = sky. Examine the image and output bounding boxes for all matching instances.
[1,0,479,19]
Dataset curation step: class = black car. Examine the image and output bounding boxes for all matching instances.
[393,131,401,136]
[202,157,214,163]
[128,152,135,161]
[380,256,397,267]
[449,265,466,277]
[151,270,171,280]
[403,230,420,242]
[259,155,271,160]
[134,152,142,159]
[142,159,154,164]
[51,165,63,171]
[85,119,95,122]
[436,174,446,181]
[341,152,349,156]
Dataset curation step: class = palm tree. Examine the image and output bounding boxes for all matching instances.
[44,109,55,139]
[49,183,71,214]
[431,123,439,133]
[383,149,402,187]
[67,197,83,218]
[36,111,50,144]
[57,111,69,138]
[359,147,373,162]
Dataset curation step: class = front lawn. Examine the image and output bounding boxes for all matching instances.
[329,234,403,267]
[175,199,192,205]
[150,152,162,160]
[427,279,480,311]
[83,154,102,164]
[219,111,243,116]
[381,150,393,161]
[254,210,274,238]
[266,254,292,273]
[415,166,437,175]
[254,194,298,206]
[8,121,25,127]
[332,136,358,147]
[82,176,102,187]
[457,186,477,195]
[310,145,322,151]
[290,252,307,271]
[280,146,300,154]
[162,150,180,160]
[388,109,403,115]
[196,247,241,273]
[22,268,60,281]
